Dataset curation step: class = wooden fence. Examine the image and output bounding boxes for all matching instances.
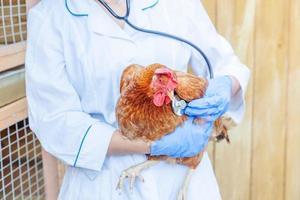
[202,0,300,199]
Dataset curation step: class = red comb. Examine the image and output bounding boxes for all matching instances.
[154,67,177,83]
[154,67,173,75]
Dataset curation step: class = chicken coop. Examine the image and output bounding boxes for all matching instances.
[0,0,300,200]
[0,0,65,199]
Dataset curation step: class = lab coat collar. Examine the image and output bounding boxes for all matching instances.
[66,0,159,15]
[87,0,154,41]
[66,0,90,16]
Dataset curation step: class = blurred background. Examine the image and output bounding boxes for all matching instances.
[0,0,299,199]
[202,0,300,200]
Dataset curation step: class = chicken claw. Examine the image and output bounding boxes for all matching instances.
[116,160,159,194]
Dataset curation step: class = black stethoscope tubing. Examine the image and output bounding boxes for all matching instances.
[66,0,214,78]
[98,0,214,79]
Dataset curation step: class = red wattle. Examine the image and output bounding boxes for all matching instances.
[165,96,171,104]
[153,92,165,107]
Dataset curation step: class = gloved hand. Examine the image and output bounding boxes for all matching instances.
[184,76,232,121]
[150,118,213,158]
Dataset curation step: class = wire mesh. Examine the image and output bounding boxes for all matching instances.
[0,118,45,200]
[0,0,27,45]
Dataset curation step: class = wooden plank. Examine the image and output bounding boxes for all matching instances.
[202,0,217,166]
[213,1,236,196]
[251,0,288,199]
[285,0,300,199]
[213,0,255,199]
[0,97,27,129]
[215,0,235,39]
[0,68,26,107]
[0,42,26,72]
[202,0,217,23]
[2,0,26,4]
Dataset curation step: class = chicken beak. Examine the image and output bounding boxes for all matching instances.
[167,90,175,101]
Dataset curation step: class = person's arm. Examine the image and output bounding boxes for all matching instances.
[107,130,150,155]
[185,0,250,123]
[27,2,161,167]
[26,4,134,171]
[108,120,214,158]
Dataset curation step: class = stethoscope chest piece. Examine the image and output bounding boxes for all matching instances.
[171,95,187,116]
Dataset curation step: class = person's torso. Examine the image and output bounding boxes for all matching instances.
[61,0,193,125]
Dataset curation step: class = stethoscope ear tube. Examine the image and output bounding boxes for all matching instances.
[99,0,214,79]
[65,0,213,78]
[123,18,214,79]
[98,0,131,19]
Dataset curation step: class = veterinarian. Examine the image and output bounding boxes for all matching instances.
[25,0,250,199]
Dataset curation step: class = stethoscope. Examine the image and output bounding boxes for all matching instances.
[65,0,214,116]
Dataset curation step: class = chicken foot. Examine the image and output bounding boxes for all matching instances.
[177,168,195,200]
[116,160,160,194]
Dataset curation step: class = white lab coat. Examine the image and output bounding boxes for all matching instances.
[25,0,250,199]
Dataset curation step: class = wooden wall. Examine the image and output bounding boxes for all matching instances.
[202,0,300,199]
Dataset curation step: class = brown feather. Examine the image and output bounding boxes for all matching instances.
[116,63,233,169]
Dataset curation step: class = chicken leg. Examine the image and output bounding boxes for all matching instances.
[116,160,160,193]
[177,168,195,200]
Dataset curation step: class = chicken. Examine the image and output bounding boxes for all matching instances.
[116,63,233,199]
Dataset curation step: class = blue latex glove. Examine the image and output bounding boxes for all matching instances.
[184,76,232,121]
[150,118,213,158]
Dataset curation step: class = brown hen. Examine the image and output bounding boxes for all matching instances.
[116,63,233,198]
